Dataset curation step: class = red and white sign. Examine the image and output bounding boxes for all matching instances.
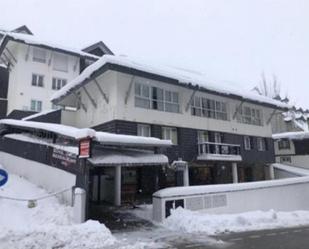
[79,139,91,158]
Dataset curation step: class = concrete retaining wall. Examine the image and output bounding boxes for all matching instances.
[153,176,309,222]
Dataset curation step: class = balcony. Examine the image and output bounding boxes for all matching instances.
[197,142,242,162]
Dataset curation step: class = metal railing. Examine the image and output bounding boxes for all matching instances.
[198,141,241,156]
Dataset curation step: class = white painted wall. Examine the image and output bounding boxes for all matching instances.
[153,177,309,222]
[0,152,76,204]
[6,41,81,114]
[70,70,275,137]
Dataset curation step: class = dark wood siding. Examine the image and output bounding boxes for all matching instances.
[0,99,7,119]
[0,67,9,99]
[294,140,309,155]
[92,119,275,164]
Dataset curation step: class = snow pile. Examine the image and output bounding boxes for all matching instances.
[163,208,309,235]
[0,172,116,249]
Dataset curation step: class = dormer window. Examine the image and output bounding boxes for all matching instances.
[33,47,47,63]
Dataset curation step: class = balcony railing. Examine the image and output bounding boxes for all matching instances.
[197,142,242,161]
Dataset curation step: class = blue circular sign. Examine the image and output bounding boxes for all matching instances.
[0,169,8,187]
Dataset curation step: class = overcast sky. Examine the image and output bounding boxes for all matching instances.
[1,0,309,108]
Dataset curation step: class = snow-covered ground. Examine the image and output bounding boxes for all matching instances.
[163,207,309,235]
[0,169,158,249]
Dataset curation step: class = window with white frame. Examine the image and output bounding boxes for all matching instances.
[30,100,42,112]
[53,52,69,72]
[237,106,263,126]
[134,82,180,113]
[197,130,209,143]
[31,74,44,87]
[191,96,228,121]
[137,124,151,137]
[162,127,178,145]
[33,47,47,63]
[244,136,253,150]
[257,137,267,151]
[52,77,67,90]
[278,139,290,150]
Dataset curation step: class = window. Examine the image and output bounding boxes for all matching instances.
[53,52,69,72]
[280,156,291,164]
[134,82,180,113]
[237,106,263,126]
[191,96,228,121]
[30,100,42,112]
[244,136,253,150]
[162,127,178,145]
[257,137,267,151]
[33,47,47,63]
[278,139,290,150]
[137,124,151,137]
[52,77,67,90]
[135,82,150,109]
[197,130,209,143]
[214,132,222,144]
[164,90,180,113]
[32,74,44,87]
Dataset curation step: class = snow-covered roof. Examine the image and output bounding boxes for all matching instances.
[21,109,59,121]
[5,133,78,154]
[94,131,172,147]
[0,31,99,60]
[89,148,168,166]
[282,110,309,132]
[0,119,95,140]
[51,54,290,110]
[272,131,309,140]
[0,119,172,147]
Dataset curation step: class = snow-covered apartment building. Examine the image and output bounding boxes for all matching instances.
[0,25,112,119]
[50,55,289,186]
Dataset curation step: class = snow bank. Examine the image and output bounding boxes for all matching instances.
[0,172,115,249]
[51,54,290,110]
[163,208,309,235]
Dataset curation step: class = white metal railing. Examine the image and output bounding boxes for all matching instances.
[198,141,241,156]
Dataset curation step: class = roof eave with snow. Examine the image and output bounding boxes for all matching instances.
[51,55,290,111]
[272,131,309,141]
[0,32,99,61]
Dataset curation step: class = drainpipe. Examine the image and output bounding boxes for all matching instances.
[232,162,238,183]
[114,165,121,206]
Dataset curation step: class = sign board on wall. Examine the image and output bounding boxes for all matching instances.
[52,149,77,168]
[79,139,91,158]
